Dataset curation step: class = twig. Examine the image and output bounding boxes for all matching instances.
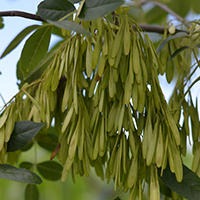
[0,11,46,22]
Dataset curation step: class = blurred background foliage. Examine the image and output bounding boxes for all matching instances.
[0,143,129,200]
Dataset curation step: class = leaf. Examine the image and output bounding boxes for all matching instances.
[167,0,191,18]
[69,0,81,3]
[144,6,167,24]
[47,20,91,37]
[158,164,200,200]
[7,121,45,152]
[37,133,58,151]
[192,0,200,14]
[20,162,33,170]
[169,46,190,61]
[194,43,200,48]
[79,0,124,20]
[18,40,63,88]
[25,184,39,200]
[20,25,52,79]
[36,161,63,181]
[159,178,172,197]
[156,32,188,53]
[38,0,75,21]
[0,25,40,59]
[0,164,42,184]
[21,141,34,152]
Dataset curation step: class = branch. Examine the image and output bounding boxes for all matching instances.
[0,11,46,22]
[0,10,190,34]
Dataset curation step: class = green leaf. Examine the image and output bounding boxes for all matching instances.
[169,46,190,61]
[194,43,200,48]
[158,164,200,200]
[20,162,33,170]
[25,184,39,200]
[47,20,91,37]
[48,126,59,135]
[79,0,124,20]
[20,25,52,79]
[167,0,191,18]
[144,6,167,24]
[159,178,172,197]
[156,32,188,54]
[7,121,45,152]
[36,161,63,181]
[0,25,40,59]
[37,133,58,152]
[18,40,63,88]
[0,164,42,184]
[192,0,200,14]
[0,17,4,29]
[21,141,34,152]
[38,0,75,21]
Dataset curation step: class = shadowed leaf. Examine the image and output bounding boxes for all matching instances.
[36,161,63,181]
[37,133,58,152]
[159,164,200,200]
[0,164,42,184]
[19,162,33,170]
[7,121,45,152]
[25,184,39,200]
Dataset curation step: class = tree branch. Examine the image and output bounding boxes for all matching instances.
[0,10,190,34]
[0,11,46,22]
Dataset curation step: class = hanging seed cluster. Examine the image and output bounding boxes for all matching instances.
[0,15,186,198]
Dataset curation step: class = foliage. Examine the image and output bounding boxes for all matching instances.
[1,0,200,199]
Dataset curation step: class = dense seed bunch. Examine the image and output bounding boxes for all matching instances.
[0,15,188,199]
